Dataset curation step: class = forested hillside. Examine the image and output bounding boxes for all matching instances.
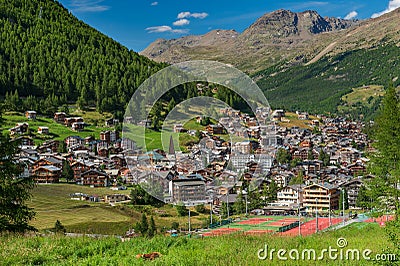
[255,44,400,118]
[0,0,165,118]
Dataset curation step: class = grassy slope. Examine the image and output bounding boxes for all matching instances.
[277,112,319,129]
[123,123,199,152]
[1,111,112,145]
[256,44,400,115]
[0,223,395,265]
[29,184,133,234]
[28,184,209,235]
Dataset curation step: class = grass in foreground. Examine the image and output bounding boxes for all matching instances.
[0,223,395,265]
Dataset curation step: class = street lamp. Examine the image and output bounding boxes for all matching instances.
[298,187,301,236]
[210,201,213,226]
[340,188,345,226]
[226,192,230,220]
[315,198,319,233]
[188,201,191,234]
[328,194,331,227]
[242,189,248,216]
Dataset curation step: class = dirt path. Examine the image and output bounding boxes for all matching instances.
[305,41,337,66]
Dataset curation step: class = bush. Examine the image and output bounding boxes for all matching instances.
[195,204,207,214]
[176,204,189,217]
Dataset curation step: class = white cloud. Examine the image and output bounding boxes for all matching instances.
[151,1,158,6]
[145,25,188,34]
[173,19,190,26]
[177,12,191,19]
[70,0,109,12]
[371,0,400,18]
[177,11,208,19]
[344,11,358,20]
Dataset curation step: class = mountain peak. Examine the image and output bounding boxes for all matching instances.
[140,8,369,72]
[241,9,355,39]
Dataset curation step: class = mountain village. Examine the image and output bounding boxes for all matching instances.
[12,106,370,217]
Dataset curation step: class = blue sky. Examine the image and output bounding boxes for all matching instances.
[58,0,399,52]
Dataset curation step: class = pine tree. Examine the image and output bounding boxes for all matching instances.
[54,220,66,234]
[0,134,36,232]
[289,171,304,185]
[167,98,176,112]
[140,213,148,235]
[276,148,291,165]
[57,141,67,154]
[147,216,156,237]
[134,213,149,236]
[176,203,189,217]
[62,161,74,183]
[318,150,330,166]
[356,186,371,209]
[367,84,400,211]
[233,191,246,214]
[367,84,400,252]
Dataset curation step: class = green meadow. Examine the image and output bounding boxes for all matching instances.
[28,184,210,235]
[1,111,112,145]
[0,223,396,265]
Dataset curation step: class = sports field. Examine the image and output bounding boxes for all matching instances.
[202,215,395,237]
[202,216,310,237]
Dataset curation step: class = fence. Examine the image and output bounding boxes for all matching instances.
[209,218,233,229]
[278,221,300,232]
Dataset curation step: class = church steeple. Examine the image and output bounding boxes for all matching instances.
[169,135,175,155]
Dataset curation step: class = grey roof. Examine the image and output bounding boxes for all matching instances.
[173,180,205,186]
[304,182,338,190]
[38,165,61,172]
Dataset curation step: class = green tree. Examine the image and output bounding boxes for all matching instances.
[266,180,278,203]
[276,148,291,165]
[167,98,176,112]
[220,201,232,219]
[147,216,156,237]
[307,149,314,160]
[57,141,67,153]
[367,84,400,252]
[62,162,74,183]
[171,221,179,230]
[134,213,149,236]
[247,187,261,210]
[290,158,302,169]
[195,130,202,141]
[130,184,164,207]
[176,203,189,217]
[0,135,36,232]
[54,220,66,234]
[150,101,163,131]
[195,204,207,214]
[130,185,146,205]
[318,150,330,166]
[368,84,400,212]
[356,186,371,209]
[60,104,69,115]
[233,191,246,214]
[289,171,304,185]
